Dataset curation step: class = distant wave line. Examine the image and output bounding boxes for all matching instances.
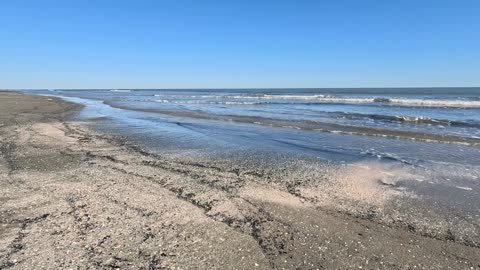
[154,99,267,105]
[110,89,132,92]
[152,94,480,108]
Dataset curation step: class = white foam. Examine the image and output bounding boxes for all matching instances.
[456,186,473,191]
[258,96,480,107]
[110,89,131,92]
[156,94,480,107]
[154,99,263,105]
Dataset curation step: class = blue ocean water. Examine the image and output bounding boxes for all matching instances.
[35,88,480,140]
[25,87,480,166]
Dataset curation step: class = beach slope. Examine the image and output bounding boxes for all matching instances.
[0,92,478,269]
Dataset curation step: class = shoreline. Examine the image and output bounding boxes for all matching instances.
[103,100,480,147]
[1,92,479,269]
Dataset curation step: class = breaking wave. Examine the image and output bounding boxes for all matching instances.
[153,94,480,108]
[335,112,480,128]
[154,99,266,105]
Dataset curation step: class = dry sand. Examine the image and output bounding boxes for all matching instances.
[0,91,479,269]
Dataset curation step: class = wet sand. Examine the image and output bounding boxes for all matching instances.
[0,91,479,269]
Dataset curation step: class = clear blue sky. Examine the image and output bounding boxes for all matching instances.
[1,0,479,89]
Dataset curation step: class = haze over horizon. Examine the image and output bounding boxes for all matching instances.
[1,0,479,89]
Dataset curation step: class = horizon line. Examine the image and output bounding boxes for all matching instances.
[3,86,480,91]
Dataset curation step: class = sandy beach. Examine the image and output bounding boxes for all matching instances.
[1,91,479,269]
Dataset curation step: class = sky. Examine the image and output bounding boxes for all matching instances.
[1,0,479,89]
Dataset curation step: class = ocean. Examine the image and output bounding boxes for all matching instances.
[29,88,480,150]
[28,88,480,156]
[25,87,480,228]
